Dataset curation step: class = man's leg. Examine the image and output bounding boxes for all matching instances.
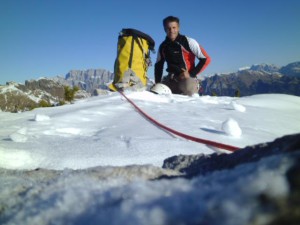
[162,75,182,94]
[178,78,198,96]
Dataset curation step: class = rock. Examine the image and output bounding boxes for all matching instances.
[161,133,300,224]
[1,134,300,225]
[162,133,300,177]
[24,78,65,99]
[0,79,66,112]
[74,90,92,99]
[279,61,300,78]
[93,89,110,96]
[62,69,114,95]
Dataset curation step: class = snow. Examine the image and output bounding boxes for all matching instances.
[0,92,299,170]
[0,92,300,224]
[230,100,246,112]
[221,118,242,137]
[238,66,251,71]
[0,83,21,94]
[34,114,51,122]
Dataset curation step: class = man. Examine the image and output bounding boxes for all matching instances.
[154,16,211,95]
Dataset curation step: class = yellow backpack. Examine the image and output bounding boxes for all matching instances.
[109,28,155,91]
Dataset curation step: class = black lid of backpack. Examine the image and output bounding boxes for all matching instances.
[120,28,155,51]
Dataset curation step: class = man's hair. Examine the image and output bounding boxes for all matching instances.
[163,16,180,29]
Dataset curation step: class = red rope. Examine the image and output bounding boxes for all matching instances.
[119,91,240,152]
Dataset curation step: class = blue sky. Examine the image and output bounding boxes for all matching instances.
[0,0,299,85]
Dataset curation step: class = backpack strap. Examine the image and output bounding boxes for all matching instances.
[128,36,135,69]
[129,35,149,69]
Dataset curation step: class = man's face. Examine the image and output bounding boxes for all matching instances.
[164,21,179,41]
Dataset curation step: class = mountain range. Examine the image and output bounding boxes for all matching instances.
[0,69,113,112]
[0,61,299,112]
[53,69,114,95]
[201,61,300,96]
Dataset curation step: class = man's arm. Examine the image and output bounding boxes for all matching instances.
[187,37,211,77]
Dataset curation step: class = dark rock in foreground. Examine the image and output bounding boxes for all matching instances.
[163,133,300,177]
[163,133,300,224]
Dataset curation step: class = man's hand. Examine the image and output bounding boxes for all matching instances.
[179,68,190,80]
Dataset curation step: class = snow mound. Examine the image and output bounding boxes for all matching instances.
[230,101,246,112]
[34,114,51,122]
[239,94,300,110]
[222,118,242,137]
[9,133,27,142]
[126,91,172,103]
[9,128,28,142]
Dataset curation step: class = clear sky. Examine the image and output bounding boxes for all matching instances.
[0,0,299,85]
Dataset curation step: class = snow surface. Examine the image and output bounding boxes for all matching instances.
[0,92,300,225]
[0,92,300,170]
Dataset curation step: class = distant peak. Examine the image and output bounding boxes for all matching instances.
[238,66,251,71]
[249,63,280,73]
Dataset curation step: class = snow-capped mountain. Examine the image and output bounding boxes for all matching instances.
[279,61,300,78]
[201,61,300,96]
[249,63,281,73]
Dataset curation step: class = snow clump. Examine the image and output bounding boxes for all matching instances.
[222,118,242,137]
[230,101,246,112]
[34,114,51,122]
[9,128,28,142]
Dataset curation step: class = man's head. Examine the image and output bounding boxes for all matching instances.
[163,16,180,41]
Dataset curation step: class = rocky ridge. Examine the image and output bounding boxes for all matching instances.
[201,61,300,96]
[53,69,114,94]
[0,68,114,112]
[0,79,66,112]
